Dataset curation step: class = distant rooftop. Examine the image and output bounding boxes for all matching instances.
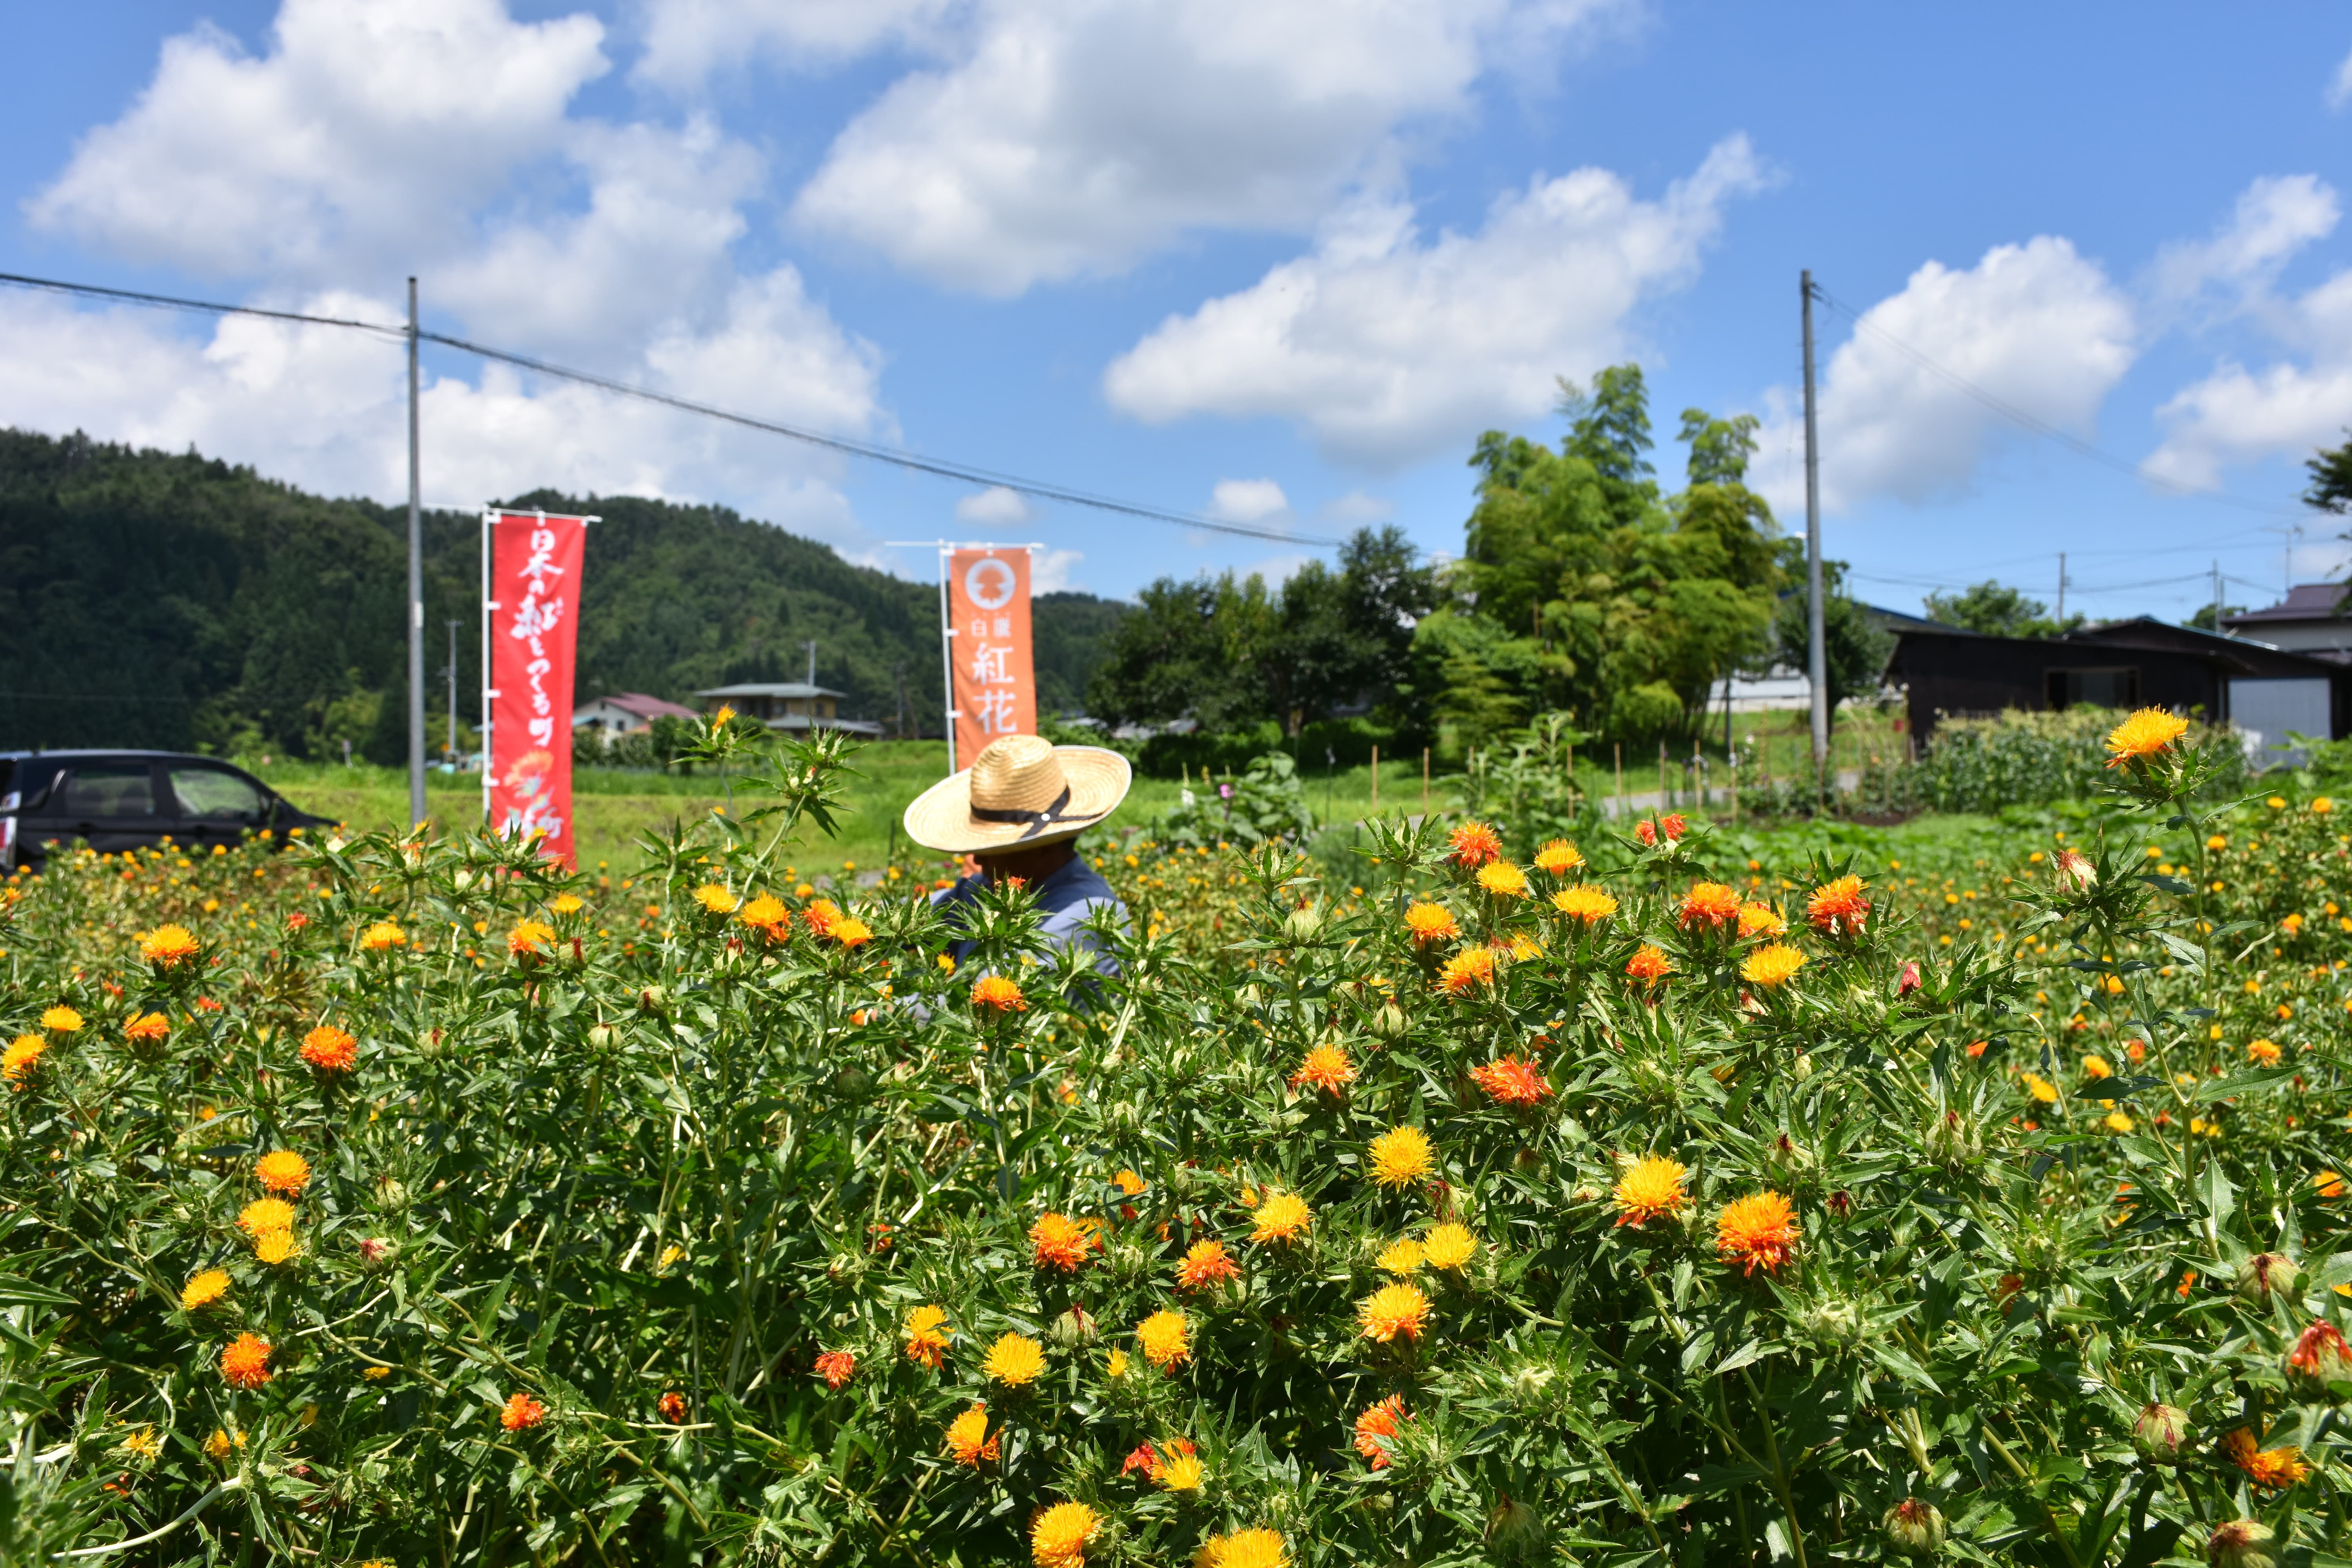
[695,681,846,701]
[2226,583,2348,624]
[586,692,698,721]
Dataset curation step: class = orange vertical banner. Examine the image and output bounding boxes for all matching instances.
[948,547,1034,764]
[486,510,589,866]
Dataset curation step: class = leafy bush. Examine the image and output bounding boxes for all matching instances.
[1914,707,2247,815]
[1156,752,1318,850]
[3,724,2350,1566]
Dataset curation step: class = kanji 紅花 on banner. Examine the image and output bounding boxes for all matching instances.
[947,548,1034,766]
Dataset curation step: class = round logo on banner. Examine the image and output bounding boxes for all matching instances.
[964,557,1018,610]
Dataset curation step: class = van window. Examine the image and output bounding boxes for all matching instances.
[55,765,157,818]
[171,767,268,820]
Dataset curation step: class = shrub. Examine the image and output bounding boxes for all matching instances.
[2,718,2347,1564]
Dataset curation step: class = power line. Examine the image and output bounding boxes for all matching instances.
[0,268,1338,549]
[1810,285,2308,521]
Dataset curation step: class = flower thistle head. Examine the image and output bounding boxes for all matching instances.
[254,1150,310,1196]
[1437,946,1496,998]
[1136,1309,1189,1370]
[1403,902,1460,947]
[1357,1281,1431,1343]
[1805,876,1869,939]
[2104,706,2189,769]
[1740,943,1806,989]
[1249,1191,1312,1245]
[1368,1125,1434,1189]
[1469,1056,1550,1107]
[1613,1156,1690,1228]
[1677,882,1742,932]
[139,924,201,967]
[1176,1239,1241,1290]
[1290,1043,1355,1094]
[1714,1191,1799,1276]
[1476,862,1530,899]
[1030,1212,1097,1272]
[1030,1501,1099,1568]
[219,1332,272,1389]
[984,1332,1046,1387]
[1551,886,1617,924]
[1624,946,1673,985]
[300,1024,357,1073]
[1534,840,1583,875]
[2285,1320,2352,1399]
[1448,822,1502,869]
[1353,1396,1407,1468]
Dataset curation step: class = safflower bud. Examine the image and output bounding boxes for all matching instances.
[1896,960,1922,998]
[2284,1320,2352,1400]
[1284,905,1323,941]
[637,985,667,1013]
[1882,1497,1947,1558]
[1049,1303,1098,1349]
[2207,1519,2279,1568]
[1802,1298,1864,1350]
[586,1024,619,1054]
[1484,1496,1547,1557]
[2236,1252,2297,1305]
[1368,1002,1408,1042]
[2132,1402,2190,1465]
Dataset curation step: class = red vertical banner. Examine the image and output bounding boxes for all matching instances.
[486,510,588,866]
[948,547,1034,765]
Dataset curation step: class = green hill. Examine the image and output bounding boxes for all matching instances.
[0,428,1127,760]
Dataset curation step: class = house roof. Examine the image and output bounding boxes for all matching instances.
[694,682,847,701]
[1862,603,1971,636]
[2224,582,2349,625]
[582,692,699,721]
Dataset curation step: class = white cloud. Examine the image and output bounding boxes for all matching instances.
[1208,478,1291,523]
[2149,174,2338,315]
[29,0,609,281]
[2144,177,2352,490]
[636,0,957,87]
[1031,547,1084,592]
[1324,490,1395,524]
[8,0,892,545]
[1749,236,2136,514]
[2329,43,2352,110]
[789,0,1630,295]
[1104,136,1767,466]
[955,485,1036,524]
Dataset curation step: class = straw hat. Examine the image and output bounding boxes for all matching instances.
[903,735,1132,855]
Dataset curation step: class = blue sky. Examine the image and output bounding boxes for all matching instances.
[5,1,2351,622]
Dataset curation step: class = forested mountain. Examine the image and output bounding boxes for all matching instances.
[0,428,1126,760]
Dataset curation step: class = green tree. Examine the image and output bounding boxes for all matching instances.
[2186,600,2248,631]
[1773,560,1893,740]
[1922,579,2081,638]
[2304,428,2352,514]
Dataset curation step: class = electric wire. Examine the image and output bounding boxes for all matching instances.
[0,269,1337,548]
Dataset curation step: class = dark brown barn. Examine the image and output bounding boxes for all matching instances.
[1887,618,2352,752]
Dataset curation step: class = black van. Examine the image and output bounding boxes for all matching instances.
[0,751,331,872]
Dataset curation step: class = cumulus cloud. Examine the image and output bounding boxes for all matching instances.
[1104,136,1767,467]
[955,485,1035,524]
[636,0,957,86]
[29,0,609,281]
[9,0,889,543]
[1031,547,1084,592]
[1748,237,2136,515]
[789,0,1630,295]
[2149,174,2339,317]
[2329,43,2352,110]
[1208,478,1291,523]
[1324,490,1395,524]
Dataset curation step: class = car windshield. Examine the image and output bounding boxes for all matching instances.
[171,767,267,820]
[55,765,156,817]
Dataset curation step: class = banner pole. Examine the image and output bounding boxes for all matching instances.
[938,542,956,775]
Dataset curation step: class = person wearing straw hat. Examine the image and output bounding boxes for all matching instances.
[904,733,1133,972]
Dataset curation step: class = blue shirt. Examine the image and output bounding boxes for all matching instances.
[931,853,1127,975]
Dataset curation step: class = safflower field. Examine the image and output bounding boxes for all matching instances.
[4,717,2352,1567]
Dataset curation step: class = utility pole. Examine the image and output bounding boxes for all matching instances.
[445,619,461,761]
[406,276,426,828]
[2212,561,2225,637]
[1801,270,1827,777]
[2056,553,2067,624]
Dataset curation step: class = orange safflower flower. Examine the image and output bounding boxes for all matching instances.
[300,1024,357,1073]
[1736,902,1785,939]
[1678,882,1742,931]
[219,1332,272,1389]
[691,883,739,915]
[1290,1042,1356,1094]
[2319,1169,2347,1200]
[946,1403,998,1466]
[1613,1156,1690,1227]
[1715,1192,1799,1276]
[815,1350,857,1389]
[1030,1212,1098,1272]
[984,1332,1047,1387]
[40,1006,83,1034]
[1030,1501,1099,1568]
[1476,862,1530,899]
[507,919,554,957]
[1634,813,1686,846]
[1805,875,1869,938]
[237,1198,295,1236]
[180,1269,232,1311]
[1403,902,1460,946]
[501,1392,546,1431]
[1421,1222,1475,1270]
[253,1229,300,1266]
[1438,946,1495,997]
[123,1012,171,1047]
[1534,840,1583,875]
[2248,1038,2282,1066]
[358,922,405,952]
[832,916,873,948]
[1357,1281,1430,1343]
[801,899,842,939]
[2104,706,2189,768]
[1176,1239,1241,1290]
[737,895,790,940]
[904,1304,951,1368]
[138,924,201,966]
[1468,1056,1550,1107]
[973,975,1027,1013]
[1353,1396,1408,1469]
[3,1034,47,1086]
[1249,1191,1312,1244]
[1552,885,1618,923]
[1449,822,1503,869]
[658,1391,688,1423]
[254,1150,311,1196]
[2222,1427,2310,1489]
[1625,945,1673,984]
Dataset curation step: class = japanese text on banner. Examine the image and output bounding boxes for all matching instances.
[487,512,588,866]
[947,548,1034,767]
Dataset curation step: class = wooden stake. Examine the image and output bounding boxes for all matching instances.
[1370,744,1379,813]
[1421,746,1430,812]
[1613,743,1623,820]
